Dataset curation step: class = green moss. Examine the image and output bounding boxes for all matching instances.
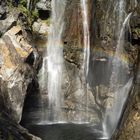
[17,3,39,26]
[31,10,39,20]
[7,0,40,28]
[18,5,29,17]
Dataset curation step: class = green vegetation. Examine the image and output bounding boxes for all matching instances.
[6,0,39,26]
[18,4,29,16]
[19,0,27,7]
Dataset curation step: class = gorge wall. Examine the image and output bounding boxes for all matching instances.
[0,0,140,140]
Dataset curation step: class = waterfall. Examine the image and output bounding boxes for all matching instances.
[80,0,90,122]
[47,0,66,122]
[39,0,66,122]
[103,8,133,139]
[110,12,132,89]
[81,0,90,77]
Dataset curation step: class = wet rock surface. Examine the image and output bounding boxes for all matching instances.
[0,112,41,140]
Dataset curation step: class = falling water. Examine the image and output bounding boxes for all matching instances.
[40,0,66,122]
[47,0,66,122]
[110,12,132,89]
[81,0,90,77]
[103,11,133,138]
[27,0,30,10]
[80,0,90,122]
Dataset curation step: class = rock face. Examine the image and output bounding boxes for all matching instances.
[0,13,18,36]
[63,0,83,48]
[0,2,41,138]
[0,0,139,140]
[0,25,35,122]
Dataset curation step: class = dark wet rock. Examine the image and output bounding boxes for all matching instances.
[0,0,7,20]
[12,0,19,7]
[0,112,41,140]
[130,15,140,45]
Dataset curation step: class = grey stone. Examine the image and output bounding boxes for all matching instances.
[36,0,51,11]
[0,14,17,35]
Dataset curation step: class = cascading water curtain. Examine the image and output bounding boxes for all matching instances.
[39,0,66,123]
[81,0,90,77]
[47,0,66,122]
[102,0,135,138]
[80,0,90,122]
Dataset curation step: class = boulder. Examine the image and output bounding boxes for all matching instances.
[0,25,38,122]
[0,14,18,36]
[33,21,49,35]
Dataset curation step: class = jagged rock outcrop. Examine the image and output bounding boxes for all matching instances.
[0,2,42,139]
[0,12,18,36]
[0,25,35,122]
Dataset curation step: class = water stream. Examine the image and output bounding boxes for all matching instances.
[81,0,90,77]
[39,0,66,123]
[103,10,133,139]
